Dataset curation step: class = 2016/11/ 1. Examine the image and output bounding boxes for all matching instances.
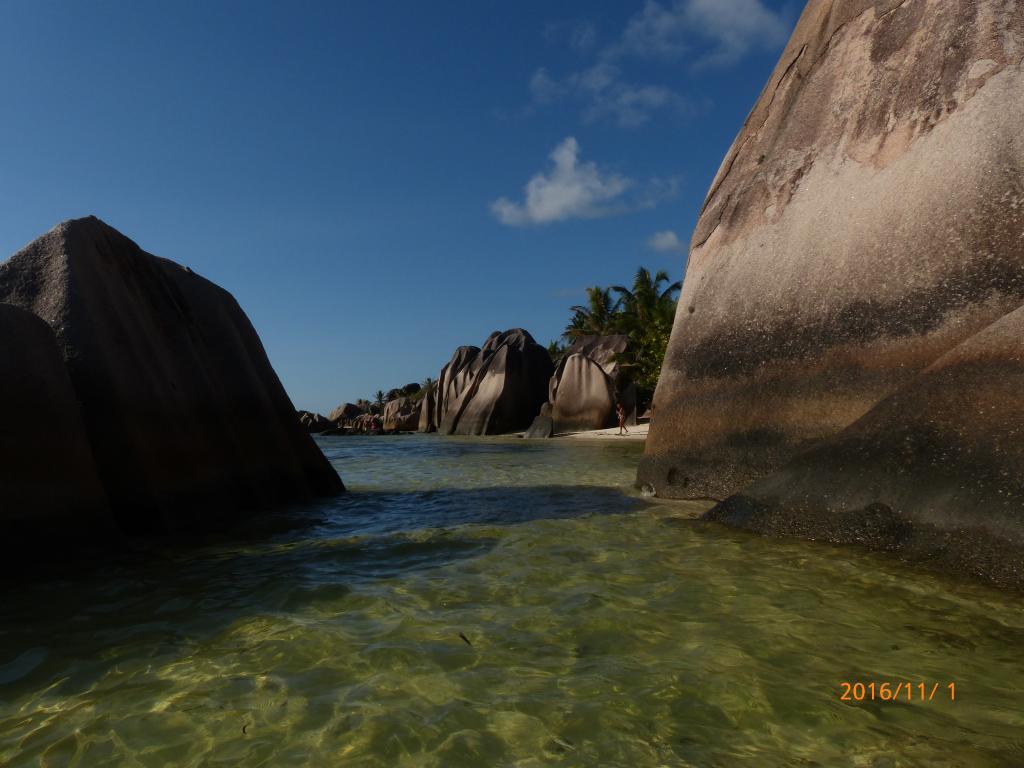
[839,682,956,702]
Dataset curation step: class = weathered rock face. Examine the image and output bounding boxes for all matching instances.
[298,411,333,433]
[383,397,420,432]
[709,304,1024,589]
[418,385,436,433]
[0,217,344,534]
[434,346,480,430]
[0,304,112,548]
[558,335,630,381]
[436,330,554,436]
[550,353,616,433]
[538,335,632,434]
[641,1,1024,500]
[329,402,364,424]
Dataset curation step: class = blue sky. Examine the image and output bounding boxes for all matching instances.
[0,0,797,413]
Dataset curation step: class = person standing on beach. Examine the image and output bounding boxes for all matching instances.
[616,401,629,436]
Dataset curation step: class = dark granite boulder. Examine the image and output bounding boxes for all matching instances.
[434,345,480,429]
[298,410,333,433]
[418,385,437,433]
[437,329,554,436]
[708,303,1024,589]
[0,304,112,552]
[641,0,1024,500]
[524,403,554,439]
[0,217,344,535]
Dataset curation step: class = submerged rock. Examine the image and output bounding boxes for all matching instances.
[0,304,112,550]
[709,304,1024,589]
[641,1,1024,500]
[0,217,344,535]
[436,330,553,436]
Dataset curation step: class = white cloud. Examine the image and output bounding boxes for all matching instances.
[529,68,566,104]
[529,0,790,125]
[617,1,690,60]
[491,137,632,226]
[684,0,790,68]
[648,230,688,253]
[535,61,687,128]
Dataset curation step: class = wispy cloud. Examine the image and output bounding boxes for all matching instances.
[648,230,688,253]
[530,0,790,126]
[544,19,599,53]
[491,137,678,226]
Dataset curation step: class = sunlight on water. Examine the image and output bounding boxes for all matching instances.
[0,435,1022,766]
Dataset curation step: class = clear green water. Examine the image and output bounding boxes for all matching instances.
[1,435,1023,767]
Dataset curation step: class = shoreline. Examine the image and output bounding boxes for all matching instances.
[551,422,649,441]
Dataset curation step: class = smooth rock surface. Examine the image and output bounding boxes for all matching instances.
[709,303,1024,589]
[641,0,1024,500]
[0,217,344,534]
[0,303,111,549]
[550,353,616,433]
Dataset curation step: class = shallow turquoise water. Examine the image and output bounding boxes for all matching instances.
[0,435,1022,767]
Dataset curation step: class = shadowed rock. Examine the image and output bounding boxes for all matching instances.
[434,346,480,430]
[524,403,554,439]
[298,410,333,433]
[436,330,554,436]
[418,384,436,433]
[708,304,1024,589]
[641,0,1024,500]
[0,217,344,535]
[0,303,112,551]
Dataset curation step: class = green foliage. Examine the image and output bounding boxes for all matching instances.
[560,266,681,406]
[547,339,568,359]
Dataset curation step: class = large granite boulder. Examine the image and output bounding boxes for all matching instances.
[328,402,363,424]
[547,335,632,433]
[550,354,616,433]
[0,217,344,534]
[298,410,333,433]
[559,335,630,380]
[437,330,554,436]
[418,385,437,433]
[0,304,112,550]
[709,304,1024,588]
[434,345,480,429]
[640,1,1024,500]
[383,396,420,432]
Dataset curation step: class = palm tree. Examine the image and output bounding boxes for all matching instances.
[608,268,682,402]
[374,390,385,414]
[611,268,681,335]
[563,286,622,342]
